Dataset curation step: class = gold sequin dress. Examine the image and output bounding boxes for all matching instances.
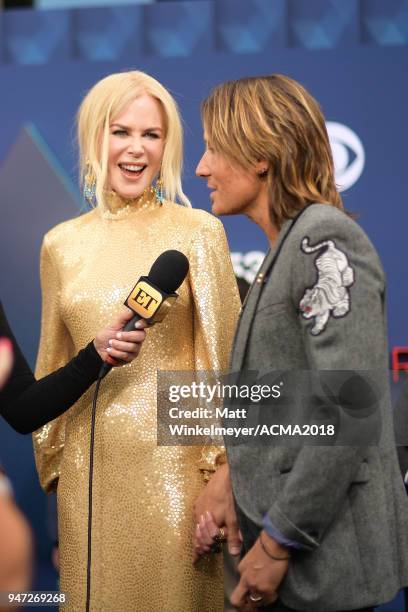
[32,194,240,612]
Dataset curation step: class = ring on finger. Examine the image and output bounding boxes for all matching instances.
[248,592,263,603]
[213,527,227,544]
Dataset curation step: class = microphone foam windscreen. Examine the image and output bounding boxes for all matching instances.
[147,250,189,294]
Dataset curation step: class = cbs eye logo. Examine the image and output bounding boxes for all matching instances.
[326,122,365,192]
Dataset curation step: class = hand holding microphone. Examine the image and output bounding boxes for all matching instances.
[98,250,189,379]
[93,308,147,367]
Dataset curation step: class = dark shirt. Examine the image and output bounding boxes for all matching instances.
[0,301,102,434]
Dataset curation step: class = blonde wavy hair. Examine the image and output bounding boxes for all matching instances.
[77,70,190,208]
[201,74,342,228]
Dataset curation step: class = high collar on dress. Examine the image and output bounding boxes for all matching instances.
[99,187,161,220]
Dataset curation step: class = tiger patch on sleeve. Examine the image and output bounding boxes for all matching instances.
[299,237,355,335]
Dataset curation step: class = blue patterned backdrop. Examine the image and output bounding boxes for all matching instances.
[0,1,407,609]
[1,0,408,66]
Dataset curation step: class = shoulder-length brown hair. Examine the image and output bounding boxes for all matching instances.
[201,74,343,228]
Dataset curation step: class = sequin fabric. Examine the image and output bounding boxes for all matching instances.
[32,195,240,612]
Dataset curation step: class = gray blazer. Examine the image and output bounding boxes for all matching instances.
[226,204,408,611]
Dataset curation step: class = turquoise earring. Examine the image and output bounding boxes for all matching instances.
[154,175,164,205]
[83,162,96,206]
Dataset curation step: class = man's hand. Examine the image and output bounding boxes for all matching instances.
[230,531,289,610]
[93,307,147,366]
[193,463,242,563]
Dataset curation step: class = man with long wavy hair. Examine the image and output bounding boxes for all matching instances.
[193,74,408,612]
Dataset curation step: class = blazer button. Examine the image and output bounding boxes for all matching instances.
[256,273,264,284]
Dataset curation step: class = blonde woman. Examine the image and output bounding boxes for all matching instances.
[33,71,240,611]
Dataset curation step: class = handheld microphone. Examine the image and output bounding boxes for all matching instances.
[98,249,189,379]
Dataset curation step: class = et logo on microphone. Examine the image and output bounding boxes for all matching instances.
[125,277,178,324]
[127,281,163,319]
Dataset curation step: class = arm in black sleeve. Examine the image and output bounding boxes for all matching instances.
[0,302,102,434]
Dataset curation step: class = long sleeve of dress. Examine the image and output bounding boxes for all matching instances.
[0,301,102,435]
[188,215,241,472]
[32,238,82,492]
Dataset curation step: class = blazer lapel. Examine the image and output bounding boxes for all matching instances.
[231,219,294,373]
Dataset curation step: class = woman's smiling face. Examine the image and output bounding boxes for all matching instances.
[107,94,165,199]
